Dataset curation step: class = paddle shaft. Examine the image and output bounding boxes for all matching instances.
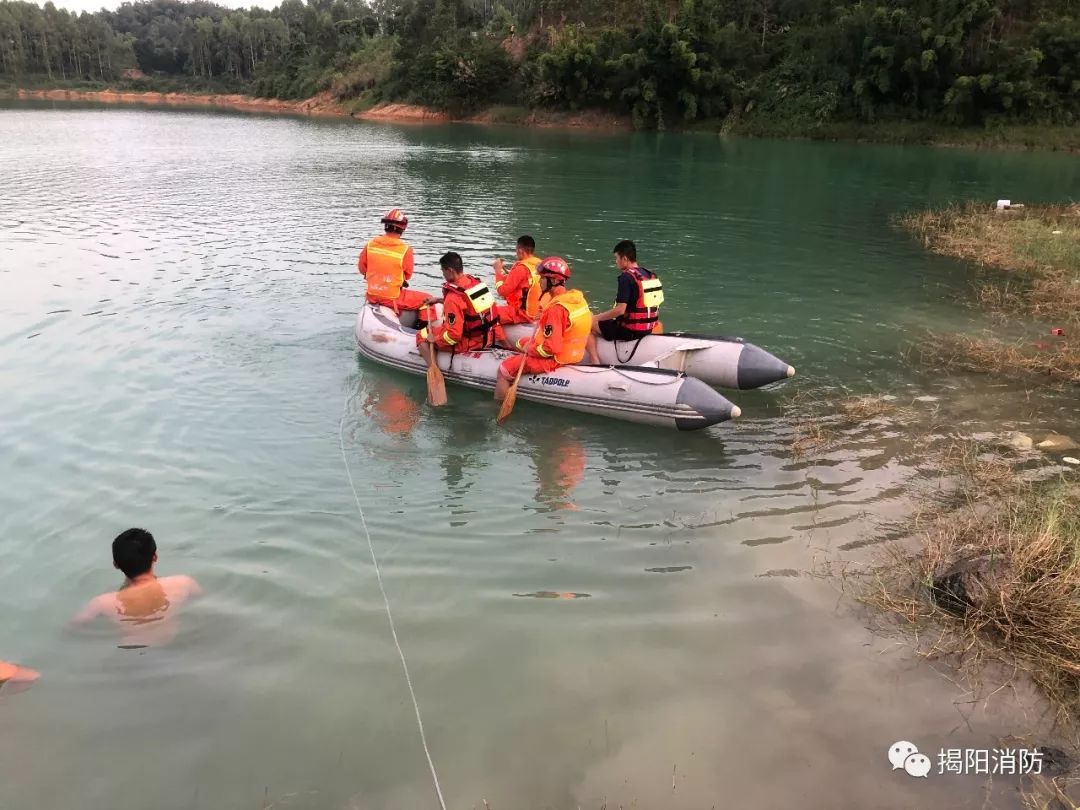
[424,306,447,406]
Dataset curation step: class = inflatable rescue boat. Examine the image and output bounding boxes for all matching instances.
[503,324,796,390]
[355,305,740,431]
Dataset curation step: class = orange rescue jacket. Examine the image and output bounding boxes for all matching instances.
[359,234,414,301]
[497,254,543,320]
[529,288,592,365]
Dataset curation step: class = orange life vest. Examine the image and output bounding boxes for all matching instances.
[443,275,499,347]
[547,289,592,365]
[363,234,410,300]
[518,255,544,319]
[618,266,664,334]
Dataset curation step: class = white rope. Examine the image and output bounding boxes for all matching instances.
[339,395,448,810]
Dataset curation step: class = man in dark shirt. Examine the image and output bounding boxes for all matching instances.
[587,239,663,363]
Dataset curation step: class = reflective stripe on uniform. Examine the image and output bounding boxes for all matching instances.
[364,235,411,300]
[560,301,592,323]
[367,245,409,259]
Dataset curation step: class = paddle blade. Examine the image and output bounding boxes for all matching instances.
[496,385,518,424]
[427,364,447,407]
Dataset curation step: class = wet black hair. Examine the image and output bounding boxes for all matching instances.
[384,222,405,235]
[439,251,464,273]
[613,240,637,262]
[112,528,157,579]
[516,235,535,252]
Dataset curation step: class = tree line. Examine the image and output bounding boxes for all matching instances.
[2,0,1078,129]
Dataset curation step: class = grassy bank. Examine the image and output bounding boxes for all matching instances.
[901,202,1080,385]
[727,119,1080,152]
[783,386,1080,740]
[840,202,1080,785]
[861,447,1080,728]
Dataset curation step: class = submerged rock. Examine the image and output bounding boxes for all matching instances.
[1036,745,1075,778]
[931,555,1013,616]
[1007,432,1035,451]
[1037,433,1079,452]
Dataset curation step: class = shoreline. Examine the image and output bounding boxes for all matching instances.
[11,88,356,118]
[9,88,1079,150]
[8,88,631,131]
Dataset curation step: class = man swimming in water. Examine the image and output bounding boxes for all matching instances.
[0,660,39,695]
[74,528,202,646]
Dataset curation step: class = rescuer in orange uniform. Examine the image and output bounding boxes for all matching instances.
[587,239,664,362]
[357,208,432,313]
[492,235,543,325]
[493,257,592,402]
[417,252,500,366]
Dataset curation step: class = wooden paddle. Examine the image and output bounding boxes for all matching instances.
[497,324,542,424]
[424,307,447,407]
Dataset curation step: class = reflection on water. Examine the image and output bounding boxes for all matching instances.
[361,376,422,439]
[1,103,1078,809]
[512,591,592,599]
[533,427,588,512]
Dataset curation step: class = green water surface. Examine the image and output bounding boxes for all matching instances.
[1,103,1078,809]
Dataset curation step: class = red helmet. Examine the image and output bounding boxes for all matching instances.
[538,256,571,282]
[381,208,408,231]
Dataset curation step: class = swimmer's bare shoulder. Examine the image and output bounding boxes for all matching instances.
[73,575,202,624]
[72,592,116,624]
[160,575,203,602]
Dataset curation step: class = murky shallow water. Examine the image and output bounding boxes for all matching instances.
[1,103,1078,809]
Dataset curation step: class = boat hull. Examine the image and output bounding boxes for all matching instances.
[354,306,740,431]
[503,324,795,390]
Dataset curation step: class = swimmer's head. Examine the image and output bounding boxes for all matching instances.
[112,528,157,579]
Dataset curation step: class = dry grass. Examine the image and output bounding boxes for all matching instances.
[839,394,898,421]
[785,391,912,457]
[901,202,1079,387]
[928,437,1024,494]
[1024,775,1080,810]
[860,443,1080,731]
[900,201,1080,325]
[918,332,1080,385]
[901,202,1080,273]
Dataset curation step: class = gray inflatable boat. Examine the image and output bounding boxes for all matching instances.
[355,305,740,431]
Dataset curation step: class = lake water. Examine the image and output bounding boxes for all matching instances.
[2,102,1079,809]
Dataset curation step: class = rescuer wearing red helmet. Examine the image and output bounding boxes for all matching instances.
[494,257,593,402]
[357,208,433,313]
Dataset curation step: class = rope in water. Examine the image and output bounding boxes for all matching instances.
[339,393,448,810]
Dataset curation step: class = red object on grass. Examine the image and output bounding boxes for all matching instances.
[1051,328,1065,336]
